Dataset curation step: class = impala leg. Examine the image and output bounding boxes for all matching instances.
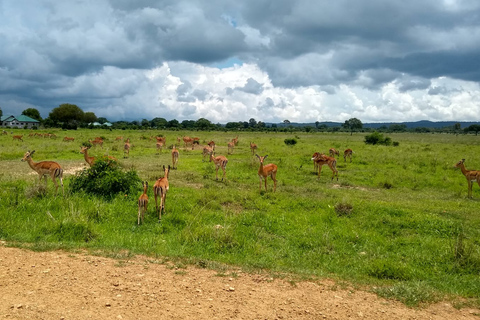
[259,177,262,191]
[272,173,277,192]
[264,178,268,192]
[468,181,473,198]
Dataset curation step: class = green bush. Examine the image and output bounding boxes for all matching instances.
[284,138,297,146]
[69,158,141,199]
[364,131,394,146]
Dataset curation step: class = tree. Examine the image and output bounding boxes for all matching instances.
[166,119,180,128]
[49,104,85,124]
[283,119,290,124]
[150,117,167,128]
[343,118,363,135]
[97,117,108,124]
[0,107,2,118]
[83,112,98,124]
[195,118,212,130]
[249,118,257,128]
[181,120,195,129]
[141,119,150,128]
[464,124,480,135]
[22,108,42,121]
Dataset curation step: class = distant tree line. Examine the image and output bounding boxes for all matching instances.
[4,103,480,135]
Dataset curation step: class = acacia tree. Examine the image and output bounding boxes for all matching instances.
[343,118,363,135]
[83,112,98,124]
[464,124,480,135]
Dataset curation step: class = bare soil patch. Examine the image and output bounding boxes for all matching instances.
[0,244,478,320]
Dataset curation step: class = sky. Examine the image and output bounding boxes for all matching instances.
[1,0,480,124]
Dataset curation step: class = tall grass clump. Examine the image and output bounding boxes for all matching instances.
[69,158,141,199]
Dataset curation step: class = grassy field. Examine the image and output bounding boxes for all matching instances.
[1,129,480,307]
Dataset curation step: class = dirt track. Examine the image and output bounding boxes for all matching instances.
[0,243,478,320]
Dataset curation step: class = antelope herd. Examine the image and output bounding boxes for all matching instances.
[9,129,480,226]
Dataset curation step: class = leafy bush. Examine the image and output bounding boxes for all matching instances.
[69,158,141,199]
[284,138,297,146]
[364,131,394,146]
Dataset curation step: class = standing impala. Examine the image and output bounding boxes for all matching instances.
[210,152,228,181]
[227,141,234,155]
[329,148,340,158]
[153,165,170,221]
[138,181,149,225]
[21,150,64,196]
[250,142,258,155]
[80,146,116,167]
[202,145,214,162]
[312,153,338,181]
[455,159,480,198]
[124,138,131,158]
[256,154,277,192]
[171,145,179,169]
[344,149,353,162]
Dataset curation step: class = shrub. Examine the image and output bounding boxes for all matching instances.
[69,158,141,199]
[364,131,394,146]
[284,138,297,146]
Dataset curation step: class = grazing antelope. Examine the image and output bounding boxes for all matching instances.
[21,150,64,196]
[183,136,194,150]
[329,148,340,158]
[344,149,353,162]
[115,136,123,141]
[12,135,23,142]
[156,137,166,154]
[192,137,200,146]
[256,154,277,192]
[124,138,131,158]
[138,181,149,225]
[232,136,239,146]
[80,146,116,167]
[153,165,170,221]
[207,140,215,151]
[202,145,214,162]
[454,159,480,198]
[171,145,179,169]
[210,152,228,181]
[250,142,258,155]
[63,137,75,142]
[89,139,103,147]
[312,153,338,181]
[227,141,234,155]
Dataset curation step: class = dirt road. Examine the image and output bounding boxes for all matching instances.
[0,243,478,320]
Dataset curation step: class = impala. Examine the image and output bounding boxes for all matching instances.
[454,159,480,198]
[232,136,239,146]
[115,136,123,141]
[256,154,277,192]
[344,149,353,162]
[183,136,194,150]
[250,142,258,155]
[13,135,23,141]
[210,152,228,181]
[207,140,216,151]
[124,138,131,158]
[138,181,149,225]
[227,141,234,155]
[156,137,166,154]
[329,148,340,158]
[202,145,214,162]
[171,145,179,169]
[21,150,64,196]
[89,139,103,147]
[63,137,75,142]
[153,165,170,221]
[80,146,116,167]
[312,153,338,181]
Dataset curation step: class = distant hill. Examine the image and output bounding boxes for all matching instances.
[271,120,480,129]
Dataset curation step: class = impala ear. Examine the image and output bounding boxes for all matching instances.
[163,165,166,170]
[30,150,36,155]
[255,154,260,158]
[264,155,268,160]
[168,165,171,170]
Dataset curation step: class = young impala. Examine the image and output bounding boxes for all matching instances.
[455,159,480,198]
[171,145,179,169]
[80,146,116,167]
[153,165,170,221]
[329,148,340,158]
[250,142,258,155]
[210,152,228,181]
[202,145,214,162]
[227,141,234,155]
[312,153,338,181]
[21,150,64,196]
[124,138,131,158]
[343,149,353,162]
[138,181,149,225]
[256,154,277,192]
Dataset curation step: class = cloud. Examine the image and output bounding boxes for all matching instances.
[1,0,480,123]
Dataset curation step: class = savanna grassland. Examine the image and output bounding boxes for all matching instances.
[1,129,479,308]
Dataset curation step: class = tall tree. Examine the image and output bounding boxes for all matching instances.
[343,118,363,135]
[49,103,85,124]
[464,124,480,136]
[22,108,42,121]
[150,117,167,128]
[97,117,108,124]
[83,112,98,124]
[195,118,212,130]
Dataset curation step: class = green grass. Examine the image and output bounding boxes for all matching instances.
[1,129,480,307]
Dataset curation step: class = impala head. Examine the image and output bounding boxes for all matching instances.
[455,159,466,168]
[21,150,35,161]
[163,165,170,177]
[142,181,148,190]
[256,154,268,163]
[80,146,90,154]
